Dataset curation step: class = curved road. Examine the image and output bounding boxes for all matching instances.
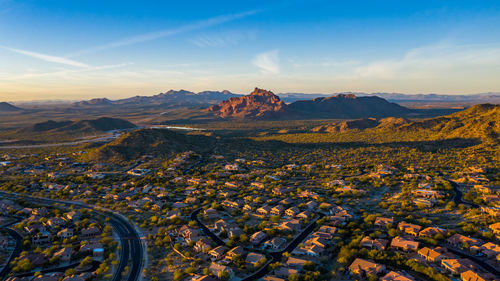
[448,179,479,208]
[0,191,144,281]
[0,226,23,280]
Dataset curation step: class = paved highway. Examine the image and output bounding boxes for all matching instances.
[0,191,144,281]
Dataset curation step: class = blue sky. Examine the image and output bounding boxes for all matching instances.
[1,0,500,100]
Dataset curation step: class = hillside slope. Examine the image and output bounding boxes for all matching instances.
[312,104,499,143]
[86,128,215,161]
[20,117,136,134]
[397,104,499,140]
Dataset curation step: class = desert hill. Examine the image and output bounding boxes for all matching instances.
[86,128,215,161]
[20,117,136,134]
[0,102,22,112]
[288,94,412,119]
[313,104,499,142]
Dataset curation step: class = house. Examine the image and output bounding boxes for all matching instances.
[46,217,66,228]
[228,228,244,238]
[305,201,318,210]
[414,198,433,207]
[480,242,500,258]
[441,259,476,274]
[285,207,300,217]
[32,231,51,245]
[54,247,73,262]
[419,227,447,238]
[243,204,253,213]
[481,206,500,217]
[270,205,285,216]
[286,257,309,270]
[412,189,444,198]
[257,205,272,216]
[275,267,298,278]
[298,190,318,199]
[297,210,313,220]
[180,227,200,241]
[418,247,444,262]
[250,231,267,245]
[57,228,73,239]
[390,236,419,251]
[306,236,328,248]
[251,182,265,189]
[264,237,286,250]
[81,226,101,239]
[308,229,330,239]
[187,178,203,185]
[272,187,292,195]
[213,219,230,233]
[381,271,416,281]
[203,208,218,219]
[318,225,336,235]
[460,270,489,281]
[489,222,500,235]
[398,221,422,236]
[374,217,394,228]
[246,252,266,266]
[296,244,324,257]
[194,239,211,253]
[222,200,242,209]
[80,243,103,253]
[278,221,300,233]
[226,246,245,259]
[208,246,228,260]
[361,237,388,250]
[262,276,285,281]
[446,234,482,247]
[192,276,218,281]
[209,263,234,279]
[349,258,386,276]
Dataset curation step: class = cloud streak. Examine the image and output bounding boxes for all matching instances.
[351,42,500,79]
[252,49,280,74]
[0,44,89,67]
[68,10,259,57]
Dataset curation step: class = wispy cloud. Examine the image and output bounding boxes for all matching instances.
[252,49,280,74]
[68,10,260,57]
[190,30,257,48]
[0,63,132,81]
[351,42,500,79]
[0,44,89,67]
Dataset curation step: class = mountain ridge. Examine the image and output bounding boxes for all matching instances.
[207,88,413,119]
[19,117,136,134]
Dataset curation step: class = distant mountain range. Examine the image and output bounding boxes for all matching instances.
[73,90,239,108]
[278,92,500,104]
[206,88,413,120]
[19,117,136,134]
[0,102,22,112]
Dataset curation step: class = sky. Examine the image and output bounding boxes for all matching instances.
[1,0,500,101]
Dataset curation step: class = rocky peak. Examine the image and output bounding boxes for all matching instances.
[206,88,287,119]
